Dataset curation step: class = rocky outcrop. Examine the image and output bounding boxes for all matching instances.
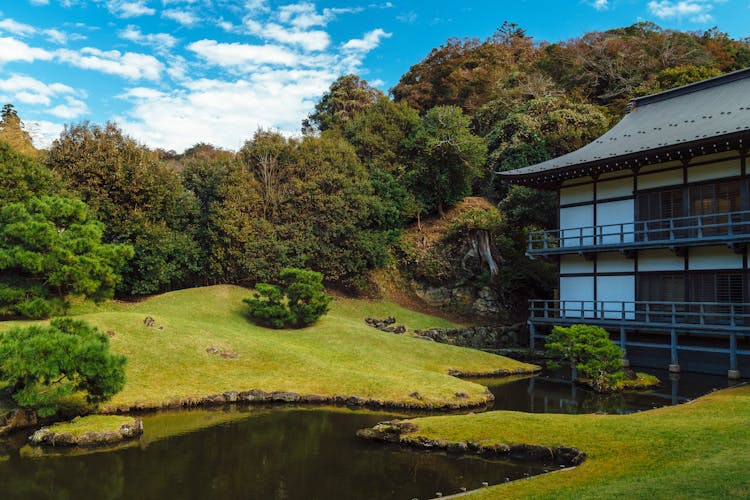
[412,283,504,319]
[29,418,144,447]
[364,317,407,334]
[357,420,586,467]
[0,408,38,436]
[414,323,527,349]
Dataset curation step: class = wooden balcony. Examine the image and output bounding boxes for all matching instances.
[527,299,750,376]
[527,210,750,259]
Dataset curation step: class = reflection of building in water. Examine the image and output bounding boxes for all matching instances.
[500,68,750,379]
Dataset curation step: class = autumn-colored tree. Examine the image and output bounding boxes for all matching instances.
[0,104,38,158]
[302,74,383,134]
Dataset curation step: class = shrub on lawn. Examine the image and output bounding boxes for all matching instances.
[244,268,332,328]
[545,324,625,392]
[0,318,126,417]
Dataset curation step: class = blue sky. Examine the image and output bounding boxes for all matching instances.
[1,0,748,152]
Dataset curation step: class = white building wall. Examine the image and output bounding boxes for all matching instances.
[559,254,594,275]
[688,246,743,270]
[688,159,741,182]
[560,276,594,318]
[597,176,633,200]
[560,205,594,247]
[637,168,683,190]
[637,249,685,271]
[597,252,635,273]
[597,275,636,319]
[596,199,635,244]
[560,184,594,205]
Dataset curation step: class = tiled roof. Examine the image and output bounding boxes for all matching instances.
[499,67,750,186]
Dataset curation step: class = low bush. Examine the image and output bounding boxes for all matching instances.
[0,318,126,416]
[244,268,332,329]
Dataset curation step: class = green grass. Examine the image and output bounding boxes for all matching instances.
[42,415,136,437]
[393,384,750,498]
[0,285,537,411]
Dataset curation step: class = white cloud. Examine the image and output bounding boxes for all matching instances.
[591,0,609,10]
[243,19,330,51]
[647,1,715,22]
[48,96,89,118]
[162,8,200,26]
[188,39,301,68]
[29,0,51,5]
[276,2,362,29]
[25,120,64,149]
[0,37,54,64]
[118,70,336,151]
[119,25,177,51]
[0,74,76,107]
[43,29,68,44]
[342,28,391,52]
[0,18,37,37]
[56,47,163,81]
[106,0,156,18]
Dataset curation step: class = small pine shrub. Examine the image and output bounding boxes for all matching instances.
[545,324,625,392]
[244,268,332,329]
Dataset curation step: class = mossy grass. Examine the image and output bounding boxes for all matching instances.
[0,285,537,411]
[390,384,750,498]
[42,415,135,437]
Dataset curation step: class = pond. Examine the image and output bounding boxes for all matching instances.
[0,369,733,500]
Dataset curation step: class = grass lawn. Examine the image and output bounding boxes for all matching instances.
[0,285,537,411]
[390,384,750,498]
[40,415,136,437]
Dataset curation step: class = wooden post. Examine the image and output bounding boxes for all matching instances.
[620,326,629,368]
[729,333,741,380]
[669,329,680,373]
[529,321,536,351]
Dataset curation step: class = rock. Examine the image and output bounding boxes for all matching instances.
[365,317,407,334]
[408,392,423,400]
[223,391,239,403]
[202,394,226,405]
[0,408,38,436]
[29,418,144,447]
[143,316,155,327]
[220,351,238,359]
[205,346,220,354]
[106,330,116,337]
[454,392,469,399]
[270,391,300,403]
[239,389,270,402]
[157,326,164,331]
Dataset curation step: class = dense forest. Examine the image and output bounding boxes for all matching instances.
[2,22,749,320]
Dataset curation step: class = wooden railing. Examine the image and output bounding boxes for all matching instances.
[527,210,750,256]
[528,299,750,332]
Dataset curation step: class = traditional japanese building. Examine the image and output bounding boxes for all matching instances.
[499,67,750,379]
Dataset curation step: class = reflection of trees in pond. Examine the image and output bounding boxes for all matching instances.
[0,450,124,499]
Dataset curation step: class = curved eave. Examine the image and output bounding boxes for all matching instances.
[499,131,750,190]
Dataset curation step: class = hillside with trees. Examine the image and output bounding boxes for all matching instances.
[1,21,748,320]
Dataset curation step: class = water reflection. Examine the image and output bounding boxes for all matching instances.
[0,408,547,500]
[482,368,735,414]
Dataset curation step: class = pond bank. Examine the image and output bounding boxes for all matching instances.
[369,383,750,498]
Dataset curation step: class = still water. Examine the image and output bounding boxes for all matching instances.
[0,369,731,500]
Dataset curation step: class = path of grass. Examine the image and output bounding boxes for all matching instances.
[390,384,750,498]
[0,285,537,411]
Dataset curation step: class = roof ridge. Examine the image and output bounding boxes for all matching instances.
[630,66,750,111]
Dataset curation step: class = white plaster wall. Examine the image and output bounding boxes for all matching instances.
[597,177,633,200]
[597,252,635,273]
[560,183,594,205]
[596,199,635,244]
[560,205,594,247]
[637,168,683,190]
[560,276,595,319]
[559,254,594,275]
[687,158,741,183]
[637,249,685,271]
[597,275,635,319]
[688,245,743,270]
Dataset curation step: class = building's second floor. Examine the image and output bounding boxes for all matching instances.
[527,149,750,259]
